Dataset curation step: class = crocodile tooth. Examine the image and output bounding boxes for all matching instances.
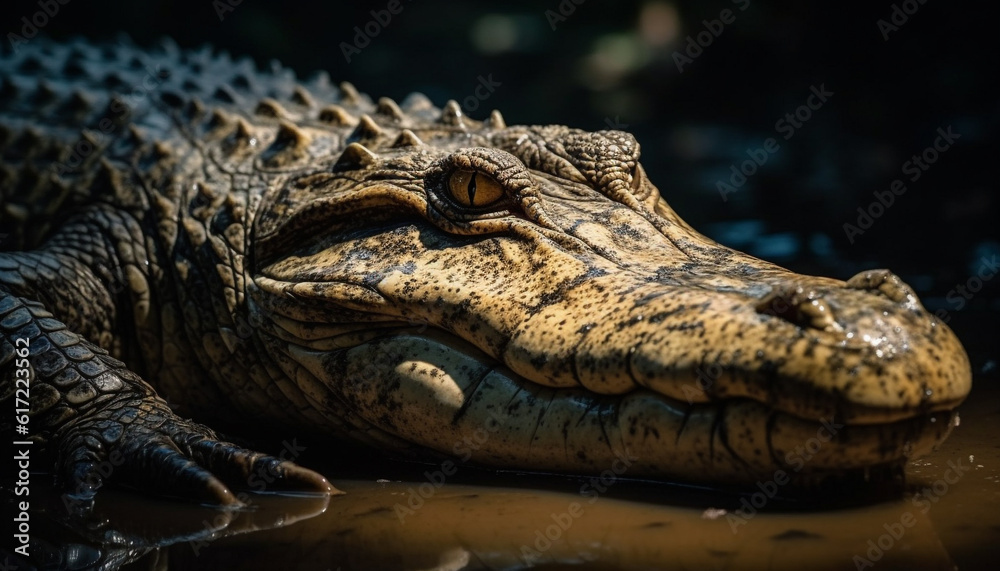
[376,97,405,122]
[254,98,289,119]
[347,114,383,143]
[487,109,507,130]
[318,104,355,126]
[338,81,361,106]
[262,121,311,167]
[438,100,465,127]
[333,142,378,171]
[291,85,315,108]
[391,129,424,148]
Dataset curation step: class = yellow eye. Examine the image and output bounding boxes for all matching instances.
[447,170,505,208]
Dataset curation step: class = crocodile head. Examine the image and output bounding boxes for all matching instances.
[247,101,971,486]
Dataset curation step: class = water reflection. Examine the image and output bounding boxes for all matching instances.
[7,375,997,571]
[168,480,957,571]
[5,364,997,571]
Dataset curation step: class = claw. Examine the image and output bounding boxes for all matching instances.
[58,402,339,507]
[275,460,341,496]
[185,438,340,497]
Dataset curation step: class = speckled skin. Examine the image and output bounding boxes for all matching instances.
[0,39,971,503]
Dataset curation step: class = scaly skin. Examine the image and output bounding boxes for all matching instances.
[0,38,971,504]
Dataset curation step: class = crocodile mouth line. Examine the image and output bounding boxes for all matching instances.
[281,316,963,423]
[281,326,960,484]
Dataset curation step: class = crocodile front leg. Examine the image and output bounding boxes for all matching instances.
[0,245,334,506]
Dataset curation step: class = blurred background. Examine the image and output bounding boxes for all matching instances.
[1,0,997,368]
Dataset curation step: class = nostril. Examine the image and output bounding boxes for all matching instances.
[846,269,920,308]
[797,297,838,330]
[755,287,839,331]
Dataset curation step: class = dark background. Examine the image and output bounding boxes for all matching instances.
[1,0,997,369]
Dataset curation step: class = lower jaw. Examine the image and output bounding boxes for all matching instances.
[442,395,959,487]
[288,333,959,487]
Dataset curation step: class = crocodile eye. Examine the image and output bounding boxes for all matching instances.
[447,170,504,209]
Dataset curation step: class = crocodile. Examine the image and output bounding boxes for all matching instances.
[0,38,972,505]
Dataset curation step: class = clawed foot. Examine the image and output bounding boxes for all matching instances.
[57,396,337,510]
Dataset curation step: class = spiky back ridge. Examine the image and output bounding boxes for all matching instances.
[0,37,508,251]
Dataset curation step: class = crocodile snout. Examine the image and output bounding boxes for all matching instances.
[845,269,922,307]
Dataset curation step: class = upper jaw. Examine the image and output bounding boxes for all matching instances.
[500,271,971,426]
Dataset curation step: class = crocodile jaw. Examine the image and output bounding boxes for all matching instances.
[252,216,970,485]
[283,329,959,484]
[248,125,970,485]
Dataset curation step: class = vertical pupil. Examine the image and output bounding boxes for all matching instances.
[466,172,478,205]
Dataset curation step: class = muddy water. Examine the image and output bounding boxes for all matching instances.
[12,374,997,570]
